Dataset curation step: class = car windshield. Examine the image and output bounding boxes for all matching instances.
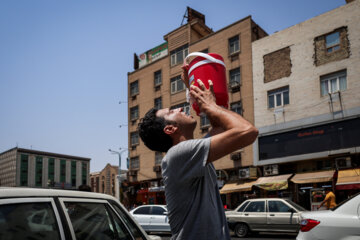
[285,200,306,211]
[331,192,360,211]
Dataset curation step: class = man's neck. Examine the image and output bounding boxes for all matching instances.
[172,133,194,146]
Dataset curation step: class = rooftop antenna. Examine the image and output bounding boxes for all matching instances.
[181,7,189,26]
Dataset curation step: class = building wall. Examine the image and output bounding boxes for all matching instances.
[0,148,17,186]
[253,0,360,129]
[190,17,255,168]
[252,0,360,166]
[90,164,118,196]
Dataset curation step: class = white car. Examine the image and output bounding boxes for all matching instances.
[130,205,171,233]
[0,187,160,240]
[297,193,360,240]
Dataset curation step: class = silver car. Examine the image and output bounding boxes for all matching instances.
[226,198,306,238]
[0,187,160,240]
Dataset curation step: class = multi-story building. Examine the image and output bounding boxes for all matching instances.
[0,147,90,189]
[127,7,267,207]
[90,164,130,208]
[90,164,118,195]
[252,0,360,208]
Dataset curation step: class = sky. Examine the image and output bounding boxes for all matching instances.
[0,0,345,172]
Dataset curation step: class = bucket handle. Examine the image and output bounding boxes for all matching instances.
[184,52,225,75]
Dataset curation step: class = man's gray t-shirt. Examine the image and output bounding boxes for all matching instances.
[162,137,230,240]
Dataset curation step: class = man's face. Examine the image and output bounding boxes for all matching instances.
[156,107,197,132]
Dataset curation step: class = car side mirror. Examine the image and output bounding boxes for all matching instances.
[288,208,296,213]
[163,211,168,215]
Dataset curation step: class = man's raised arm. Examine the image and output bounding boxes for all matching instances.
[190,79,258,163]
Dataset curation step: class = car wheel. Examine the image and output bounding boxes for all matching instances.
[234,223,249,238]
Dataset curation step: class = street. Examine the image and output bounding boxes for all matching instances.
[152,232,297,240]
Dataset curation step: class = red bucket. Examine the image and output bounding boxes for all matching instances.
[185,52,228,115]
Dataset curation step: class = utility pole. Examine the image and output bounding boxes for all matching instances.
[109,148,128,201]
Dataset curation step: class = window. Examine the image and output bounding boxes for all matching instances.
[170,44,188,66]
[35,156,43,187]
[229,35,240,55]
[60,159,66,183]
[171,75,185,94]
[326,32,340,53]
[64,202,132,240]
[155,152,163,166]
[20,154,28,186]
[237,201,250,212]
[130,106,139,120]
[130,132,139,146]
[320,70,347,96]
[268,86,289,109]
[130,81,139,96]
[71,161,76,187]
[151,206,167,215]
[171,102,190,115]
[244,201,265,212]
[154,97,162,109]
[314,27,349,66]
[0,202,61,239]
[229,68,241,87]
[48,158,55,185]
[133,206,150,215]
[231,101,243,115]
[130,157,139,169]
[268,201,291,212]
[110,203,146,240]
[154,70,162,86]
[200,114,210,128]
[82,162,87,185]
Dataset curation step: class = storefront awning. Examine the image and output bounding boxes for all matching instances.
[336,169,360,190]
[291,170,334,184]
[254,174,293,191]
[220,180,257,194]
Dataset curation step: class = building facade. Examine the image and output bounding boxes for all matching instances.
[252,0,360,208]
[90,164,118,195]
[0,147,90,189]
[127,7,267,207]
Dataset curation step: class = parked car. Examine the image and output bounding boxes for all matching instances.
[0,187,160,240]
[225,198,306,238]
[297,192,360,240]
[130,205,171,233]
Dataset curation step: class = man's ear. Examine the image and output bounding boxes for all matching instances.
[163,124,178,135]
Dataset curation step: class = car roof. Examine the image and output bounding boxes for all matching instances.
[244,198,287,201]
[136,204,166,207]
[0,187,118,201]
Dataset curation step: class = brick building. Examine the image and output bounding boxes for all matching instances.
[90,164,130,206]
[252,0,360,209]
[0,147,90,189]
[127,7,267,207]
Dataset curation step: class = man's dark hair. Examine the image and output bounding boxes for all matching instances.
[138,108,173,152]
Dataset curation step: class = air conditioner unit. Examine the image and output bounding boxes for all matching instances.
[239,167,257,179]
[230,81,240,88]
[153,166,161,172]
[335,157,351,169]
[129,170,137,176]
[263,165,279,176]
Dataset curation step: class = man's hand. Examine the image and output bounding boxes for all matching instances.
[189,79,216,113]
